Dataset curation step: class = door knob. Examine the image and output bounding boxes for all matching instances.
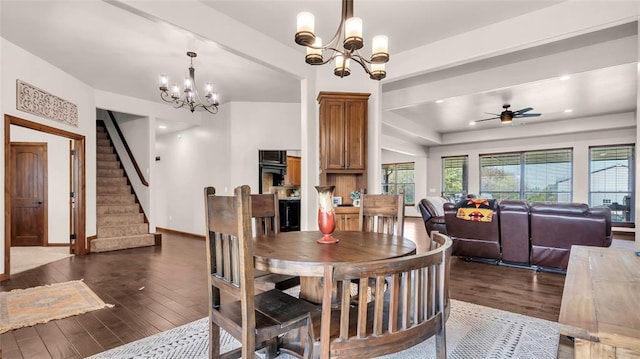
[34,201,43,205]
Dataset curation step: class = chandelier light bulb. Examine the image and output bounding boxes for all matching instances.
[370,63,386,80]
[159,74,169,91]
[344,17,363,50]
[204,82,214,97]
[170,84,180,99]
[296,11,315,45]
[305,37,323,64]
[184,76,194,92]
[371,35,389,63]
[334,55,351,77]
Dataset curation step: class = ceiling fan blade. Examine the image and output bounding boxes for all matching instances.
[516,113,541,118]
[513,107,533,114]
[484,112,500,116]
[475,116,500,123]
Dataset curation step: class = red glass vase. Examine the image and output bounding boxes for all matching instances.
[315,185,339,244]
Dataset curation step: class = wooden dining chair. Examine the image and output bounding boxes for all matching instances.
[204,185,317,359]
[358,193,405,237]
[318,231,453,358]
[251,193,300,291]
[354,193,405,299]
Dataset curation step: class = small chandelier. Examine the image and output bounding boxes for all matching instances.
[295,0,389,80]
[158,52,219,114]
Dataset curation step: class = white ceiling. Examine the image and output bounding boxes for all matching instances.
[1,1,637,146]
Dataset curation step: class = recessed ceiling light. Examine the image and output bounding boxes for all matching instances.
[469,121,476,126]
[559,75,571,81]
[435,99,445,104]
[564,109,573,113]
[158,125,167,129]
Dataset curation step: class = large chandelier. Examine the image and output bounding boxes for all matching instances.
[295,0,389,80]
[158,52,219,114]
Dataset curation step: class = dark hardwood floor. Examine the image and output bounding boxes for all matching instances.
[0,218,586,358]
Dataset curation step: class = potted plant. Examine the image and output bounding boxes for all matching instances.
[350,191,361,207]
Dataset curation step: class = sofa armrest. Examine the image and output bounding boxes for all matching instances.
[418,199,433,225]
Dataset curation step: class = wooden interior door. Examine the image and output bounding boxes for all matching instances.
[11,143,47,246]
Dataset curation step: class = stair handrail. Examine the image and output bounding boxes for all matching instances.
[106,110,149,187]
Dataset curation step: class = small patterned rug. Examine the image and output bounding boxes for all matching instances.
[87,299,559,359]
[0,280,112,334]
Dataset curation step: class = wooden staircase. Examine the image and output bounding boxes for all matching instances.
[91,123,155,253]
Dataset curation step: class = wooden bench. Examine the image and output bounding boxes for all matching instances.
[317,231,452,358]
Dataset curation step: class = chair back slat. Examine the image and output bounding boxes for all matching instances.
[251,193,279,236]
[320,231,452,358]
[359,194,405,236]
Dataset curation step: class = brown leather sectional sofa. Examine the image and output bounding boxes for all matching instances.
[443,200,612,271]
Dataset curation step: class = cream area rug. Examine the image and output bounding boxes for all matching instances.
[87,299,559,359]
[10,246,73,274]
[0,280,112,334]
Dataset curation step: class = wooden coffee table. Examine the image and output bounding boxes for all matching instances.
[558,245,640,358]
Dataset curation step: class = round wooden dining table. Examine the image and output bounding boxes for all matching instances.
[253,230,416,304]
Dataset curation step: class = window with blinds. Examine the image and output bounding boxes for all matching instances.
[480,153,521,200]
[441,156,468,200]
[589,145,634,223]
[381,162,415,205]
[524,150,572,202]
[479,149,572,202]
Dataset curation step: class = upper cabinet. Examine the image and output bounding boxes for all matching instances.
[285,156,301,186]
[318,92,370,205]
[318,92,369,172]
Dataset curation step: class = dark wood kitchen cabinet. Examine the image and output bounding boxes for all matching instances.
[318,92,368,171]
[318,92,370,204]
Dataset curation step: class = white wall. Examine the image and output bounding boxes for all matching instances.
[1,38,97,275]
[228,101,302,193]
[154,101,301,235]
[427,126,636,206]
[11,125,71,244]
[154,106,231,235]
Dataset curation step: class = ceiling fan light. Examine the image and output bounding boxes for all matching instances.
[500,115,513,124]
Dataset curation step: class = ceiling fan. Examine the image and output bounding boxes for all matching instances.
[475,104,542,124]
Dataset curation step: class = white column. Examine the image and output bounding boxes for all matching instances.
[300,76,318,230]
